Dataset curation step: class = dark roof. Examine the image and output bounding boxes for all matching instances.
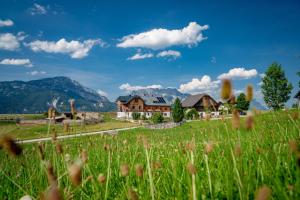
[182,94,207,107]
[295,91,300,98]
[116,95,170,106]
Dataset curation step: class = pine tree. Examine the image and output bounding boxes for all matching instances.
[172,98,184,122]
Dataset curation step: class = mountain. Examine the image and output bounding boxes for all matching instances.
[250,99,268,110]
[0,77,116,114]
[130,88,189,103]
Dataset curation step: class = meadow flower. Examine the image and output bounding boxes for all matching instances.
[120,164,130,176]
[186,162,196,175]
[255,185,271,200]
[221,79,232,100]
[68,160,82,186]
[98,173,106,184]
[0,135,22,156]
[135,164,144,177]
[246,84,253,101]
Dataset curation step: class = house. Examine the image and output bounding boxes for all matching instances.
[116,95,171,119]
[181,93,221,118]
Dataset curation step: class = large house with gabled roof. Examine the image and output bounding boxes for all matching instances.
[116,95,171,119]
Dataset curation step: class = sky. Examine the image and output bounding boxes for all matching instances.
[0,0,299,106]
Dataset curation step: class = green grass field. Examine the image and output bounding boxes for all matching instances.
[0,110,299,199]
[0,113,138,140]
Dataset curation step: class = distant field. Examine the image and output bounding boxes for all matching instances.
[0,112,136,140]
[0,110,299,199]
[0,113,45,120]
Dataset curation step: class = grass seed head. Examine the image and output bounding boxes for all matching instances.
[0,135,22,157]
[205,142,214,154]
[98,174,106,184]
[255,185,271,200]
[127,188,138,200]
[38,143,45,160]
[221,79,232,100]
[151,161,162,170]
[46,162,57,185]
[80,149,88,164]
[120,164,130,177]
[229,95,236,104]
[55,143,63,154]
[69,99,76,116]
[232,109,240,129]
[186,162,197,175]
[44,184,63,200]
[291,112,299,120]
[103,143,110,151]
[245,111,254,130]
[288,140,298,154]
[68,161,82,186]
[135,164,144,177]
[235,144,242,156]
[246,84,254,101]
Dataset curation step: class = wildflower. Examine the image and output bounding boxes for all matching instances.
[120,164,130,177]
[98,174,106,184]
[81,149,88,164]
[186,162,197,175]
[68,161,82,186]
[135,164,144,177]
[221,79,232,100]
[127,188,138,200]
[0,135,22,156]
[232,109,240,129]
[246,84,253,101]
[255,185,271,200]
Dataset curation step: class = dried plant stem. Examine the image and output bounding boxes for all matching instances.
[104,151,111,200]
[204,154,212,198]
[145,148,155,200]
[191,151,197,200]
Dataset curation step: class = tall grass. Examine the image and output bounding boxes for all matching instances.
[0,110,299,199]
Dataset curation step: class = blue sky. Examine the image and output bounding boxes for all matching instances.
[0,0,299,105]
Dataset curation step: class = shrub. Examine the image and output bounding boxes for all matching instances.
[141,114,147,120]
[151,112,164,124]
[172,98,184,122]
[132,112,141,120]
[185,108,199,120]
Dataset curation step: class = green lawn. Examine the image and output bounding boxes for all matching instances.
[0,120,138,140]
[0,110,299,199]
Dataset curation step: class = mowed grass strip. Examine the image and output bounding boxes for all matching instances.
[0,110,299,199]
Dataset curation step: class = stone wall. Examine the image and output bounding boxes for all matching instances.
[145,121,184,129]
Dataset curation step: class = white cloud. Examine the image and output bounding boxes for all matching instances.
[0,58,33,67]
[179,75,220,94]
[259,73,265,78]
[29,3,48,15]
[0,33,20,50]
[0,19,14,27]
[117,22,209,50]
[217,68,258,80]
[97,89,108,97]
[119,83,162,91]
[26,38,104,59]
[157,50,181,59]
[127,52,153,60]
[27,70,46,76]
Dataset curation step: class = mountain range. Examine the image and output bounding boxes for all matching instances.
[0,77,116,114]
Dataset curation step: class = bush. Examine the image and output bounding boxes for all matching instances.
[172,98,184,122]
[151,112,164,124]
[141,114,147,120]
[185,108,199,120]
[132,112,141,120]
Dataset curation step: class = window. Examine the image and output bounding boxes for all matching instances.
[139,106,141,110]
[132,106,135,109]
[164,113,167,116]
